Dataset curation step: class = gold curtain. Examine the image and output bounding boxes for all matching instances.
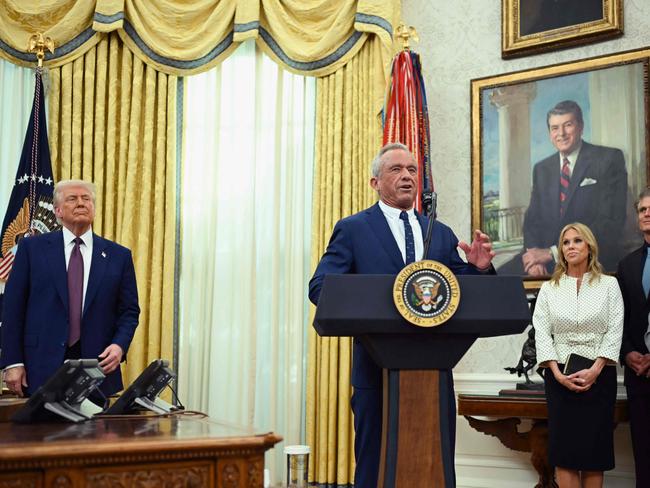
[0,0,394,77]
[306,36,384,486]
[45,32,177,386]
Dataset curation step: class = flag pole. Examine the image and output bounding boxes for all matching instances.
[27,33,54,69]
[382,22,433,214]
[0,34,57,290]
[395,22,419,52]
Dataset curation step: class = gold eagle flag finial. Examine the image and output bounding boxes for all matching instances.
[395,22,419,51]
[28,33,55,68]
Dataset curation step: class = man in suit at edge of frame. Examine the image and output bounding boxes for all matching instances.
[309,142,496,488]
[1,179,140,398]
[616,187,650,488]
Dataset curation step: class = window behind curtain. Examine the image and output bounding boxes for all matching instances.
[0,60,37,221]
[178,40,316,484]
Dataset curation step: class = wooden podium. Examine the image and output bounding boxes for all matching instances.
[313,274,530,487]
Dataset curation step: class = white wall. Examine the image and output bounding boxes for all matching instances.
[401,0,650,485]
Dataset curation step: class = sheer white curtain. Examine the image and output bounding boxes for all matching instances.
[0,59,36,221]
[178,41,316,484]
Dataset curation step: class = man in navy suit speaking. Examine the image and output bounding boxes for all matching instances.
[309,143,495,487]
[1,180,140,398]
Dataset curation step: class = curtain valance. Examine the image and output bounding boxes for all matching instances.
[0,0,397,77]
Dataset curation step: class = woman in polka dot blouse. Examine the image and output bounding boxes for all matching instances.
[533,222,623,488]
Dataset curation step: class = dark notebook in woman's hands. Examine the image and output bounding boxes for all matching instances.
[563,353,595,375]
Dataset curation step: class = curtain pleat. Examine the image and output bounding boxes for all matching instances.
[45,32,176,387]
[306,36,382,486]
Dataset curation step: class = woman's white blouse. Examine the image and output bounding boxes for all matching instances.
[533,273,624,364]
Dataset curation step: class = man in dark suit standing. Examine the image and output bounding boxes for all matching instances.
[500,100,627,276]
[1,180,140,398]
[616,188,650,488]
[309,143,495,488]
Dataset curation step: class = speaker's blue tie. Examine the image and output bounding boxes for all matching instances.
[400,211,416,265]
[643,251,650,297]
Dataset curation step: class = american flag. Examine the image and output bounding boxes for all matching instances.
[0,68,59,324]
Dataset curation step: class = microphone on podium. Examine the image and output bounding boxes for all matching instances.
[422,190,437,260]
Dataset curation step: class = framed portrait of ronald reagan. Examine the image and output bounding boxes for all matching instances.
[471,48,650,288]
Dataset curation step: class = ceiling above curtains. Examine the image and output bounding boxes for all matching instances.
[0,0,397,78]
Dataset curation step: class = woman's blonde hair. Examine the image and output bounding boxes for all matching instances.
[550,222,603,285]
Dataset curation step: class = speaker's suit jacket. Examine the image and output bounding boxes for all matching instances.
[309,202,484,388]
[616,245,650,487]
[523,141,627,271]
[1,230,140,396]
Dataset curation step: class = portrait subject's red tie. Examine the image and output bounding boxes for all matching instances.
[559,157,571,216]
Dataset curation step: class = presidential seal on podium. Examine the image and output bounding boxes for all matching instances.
[393,260,460,327]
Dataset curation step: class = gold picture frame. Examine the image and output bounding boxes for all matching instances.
[502,0,623,59]
[471,48,650,289]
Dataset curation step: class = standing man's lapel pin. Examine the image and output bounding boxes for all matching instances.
[101,251,106,258]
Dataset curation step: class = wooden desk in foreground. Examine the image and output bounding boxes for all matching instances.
[457,394,628,488]
[0,410,281,488]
